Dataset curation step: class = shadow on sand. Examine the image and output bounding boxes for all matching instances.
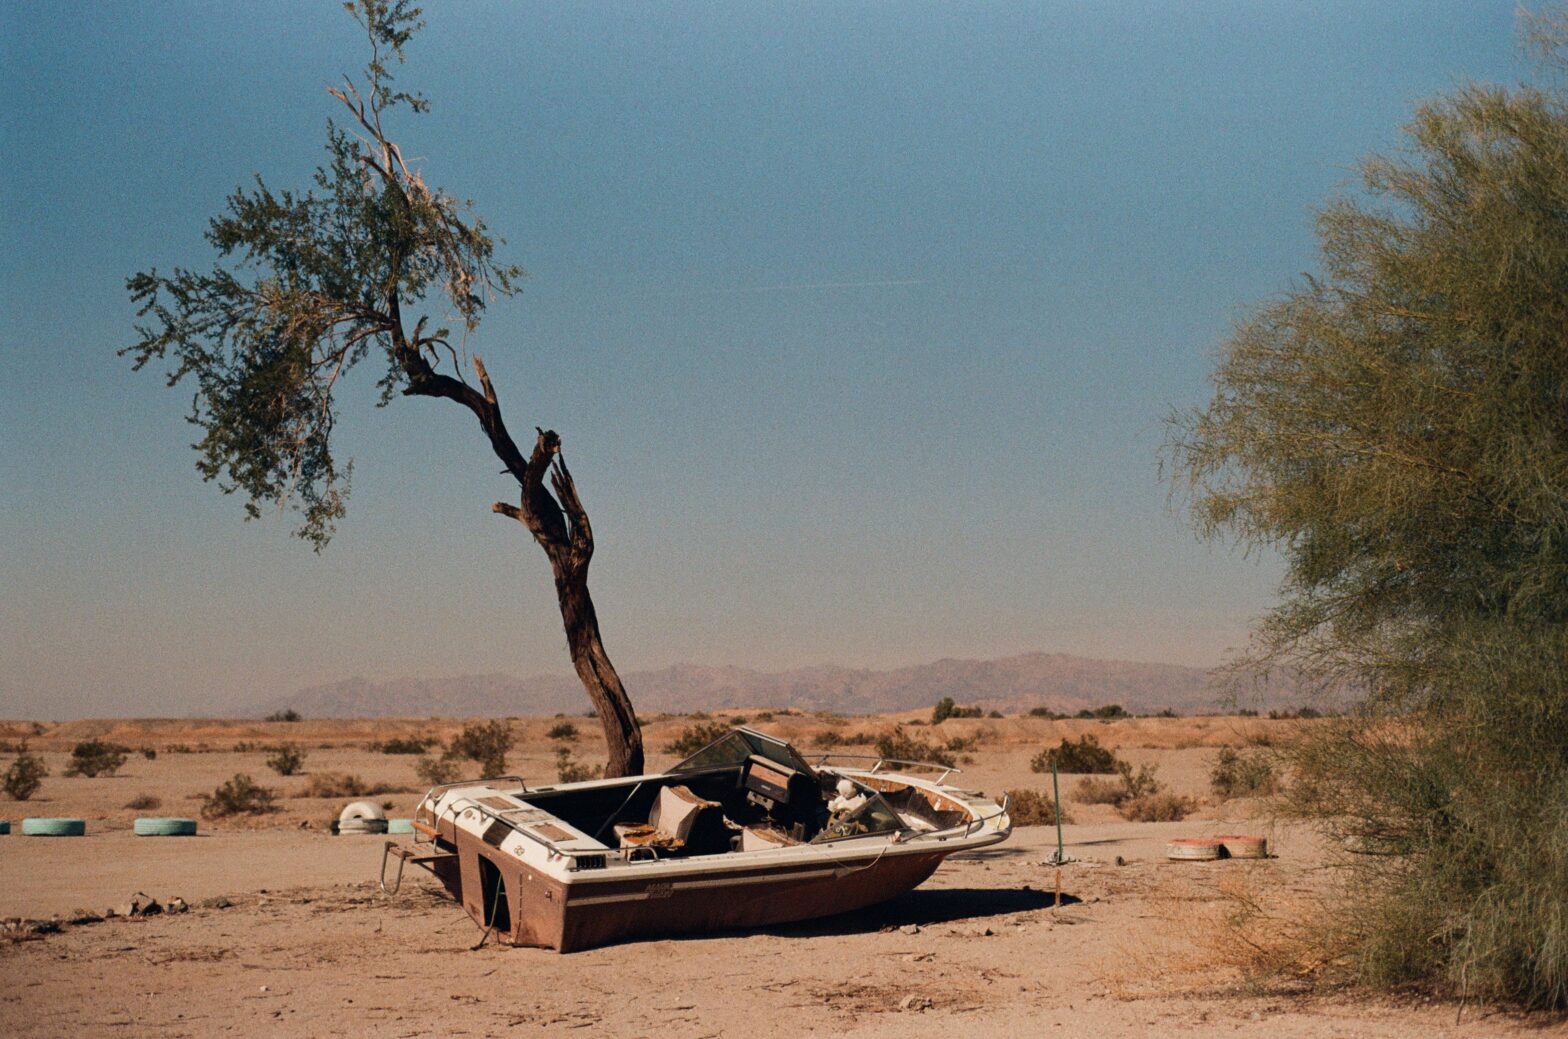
[757,885,1078,940]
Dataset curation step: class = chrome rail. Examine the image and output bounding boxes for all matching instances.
[811,752,963,784]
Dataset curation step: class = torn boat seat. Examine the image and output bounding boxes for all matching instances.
[740,825,798,852]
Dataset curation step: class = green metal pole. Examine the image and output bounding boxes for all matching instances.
[1052,760,1064,863]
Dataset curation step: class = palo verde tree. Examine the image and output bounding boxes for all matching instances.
[124,2,644,776]
[1169,10,1568,1009]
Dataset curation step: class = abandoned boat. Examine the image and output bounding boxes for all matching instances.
[384,727,1012,951]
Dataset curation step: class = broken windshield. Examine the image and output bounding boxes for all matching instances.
[812,793,905,843]
[671,728,817,779]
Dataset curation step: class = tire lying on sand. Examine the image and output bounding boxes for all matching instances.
[386,818,414,835]
[1166,837,1223,861]
[337,800,388,835]
[134,817,199,837]
[22,818,87,837]
[0,821,10,835]
[1214,834,1269,859]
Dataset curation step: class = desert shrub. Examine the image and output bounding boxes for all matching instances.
[200,773,277,817]
[3,745,48,801]
[300,772,407,798]
[812,730,844,747]
[1031,734,1119,774]
[987,710,1004,719]
[943,734,979,753]
[265,709,302,722]
[545,722,579,741]
[1075,704,1130,720]
[554,746,602,784]
[753,711,773,722]
[931,697,983,724]
[840,731,876,746]
[1210,747,1279,799]
[265,743,305,776]
[1006,788,1072,827]
[1072,776,1125,804]
[448,720,513,776]
[874,727,956,768]
[1027,706,1062,719]
[662,721,732,757]
[1117,760,1161,800]
[140,747,157,760]
[414,754,461,786]
[373,736,435,754]
[728,716,748,726]
[1119,791,1193,822]
[63,740,130,778]
[125,793,161,810]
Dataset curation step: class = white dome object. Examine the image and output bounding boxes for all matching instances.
[338,800,389,834]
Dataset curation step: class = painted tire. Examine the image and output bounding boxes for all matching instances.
[134,817,198,837]
[22,818,86,837]
[338,799,388,834]
[1215,834,1268,859]
[0,821,10,835]
[386,818,414,834]
[1166,837,1223,861]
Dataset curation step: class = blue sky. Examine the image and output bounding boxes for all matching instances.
[0,2,1524,717]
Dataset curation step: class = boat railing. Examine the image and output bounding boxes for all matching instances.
[811,752,963,784]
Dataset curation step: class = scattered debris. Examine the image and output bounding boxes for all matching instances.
[898,994,934,1012]
[899,923,921,935]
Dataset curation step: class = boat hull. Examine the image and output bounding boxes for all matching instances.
[455,826,947,952]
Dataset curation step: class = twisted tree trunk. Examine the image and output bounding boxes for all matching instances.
[400,349,644,777]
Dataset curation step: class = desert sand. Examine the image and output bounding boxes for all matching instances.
[0,714,1557,1037]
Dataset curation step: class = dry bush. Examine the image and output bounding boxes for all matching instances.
[1072,776,1125,804]
[448,720,513,776]
[662,721,732,757]
[125,793,162,810]
[874,727,956,768]
[265,709,302,722]
[3,746,48,801]
[265,743,305,776]
[63,740,130,778]
[1210,747,1279,798]
[1005,788,1072,826]
[545,721,579,741]
[200,774,277,818]
[373,736,435,754]
[1119,792,1194,822]
[1031,734,1119,774]
[414,754,461,786]
[300,772,408,798]
[554,746,601,784]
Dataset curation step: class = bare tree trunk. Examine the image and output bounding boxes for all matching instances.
[400,350,644,776]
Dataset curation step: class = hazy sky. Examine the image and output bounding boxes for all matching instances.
[1,2,1523,717]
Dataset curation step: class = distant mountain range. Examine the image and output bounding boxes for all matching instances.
[256,652,1258,719]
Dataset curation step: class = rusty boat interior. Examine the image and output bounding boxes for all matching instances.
[385,727,1011,951]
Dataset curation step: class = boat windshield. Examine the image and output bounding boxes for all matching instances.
[812,793,905,843]
[671,728,817,779]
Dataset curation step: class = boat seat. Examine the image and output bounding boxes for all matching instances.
[644,784,734,856]
[740,825,798,852]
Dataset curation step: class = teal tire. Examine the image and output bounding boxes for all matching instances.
[22,818,86,837]
[386,818,414,834]
[134,817,198,837]
[0,820,10,834]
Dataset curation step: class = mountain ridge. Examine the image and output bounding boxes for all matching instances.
[256,651,1253,719]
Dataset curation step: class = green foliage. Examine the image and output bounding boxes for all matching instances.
[545,722,578,741]
[414,753,461,787]
[1004,788,1072,827]
[1027,706,1062,719]
[1210,747,1279,799]
[265,743,306,776]
[122,1,520,548]
[372,735,435,754]
[448,720,513,776]
[1074,704,1129,720]
[63,740,130,778]
[662,722,732,758]
[554,746,602,784]
[266,709,302,723]
[1030,734,1119,774]
[930,697,982,724]
[1169,15,1568,1007]
[873,727,957,768]
[200,773,278,818]
[3,745,48,801]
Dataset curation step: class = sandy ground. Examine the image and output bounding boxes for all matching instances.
[1,715,1562,1037]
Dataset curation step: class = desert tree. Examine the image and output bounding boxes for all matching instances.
[1168,9,1568,1008]
[123,1,643,775]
